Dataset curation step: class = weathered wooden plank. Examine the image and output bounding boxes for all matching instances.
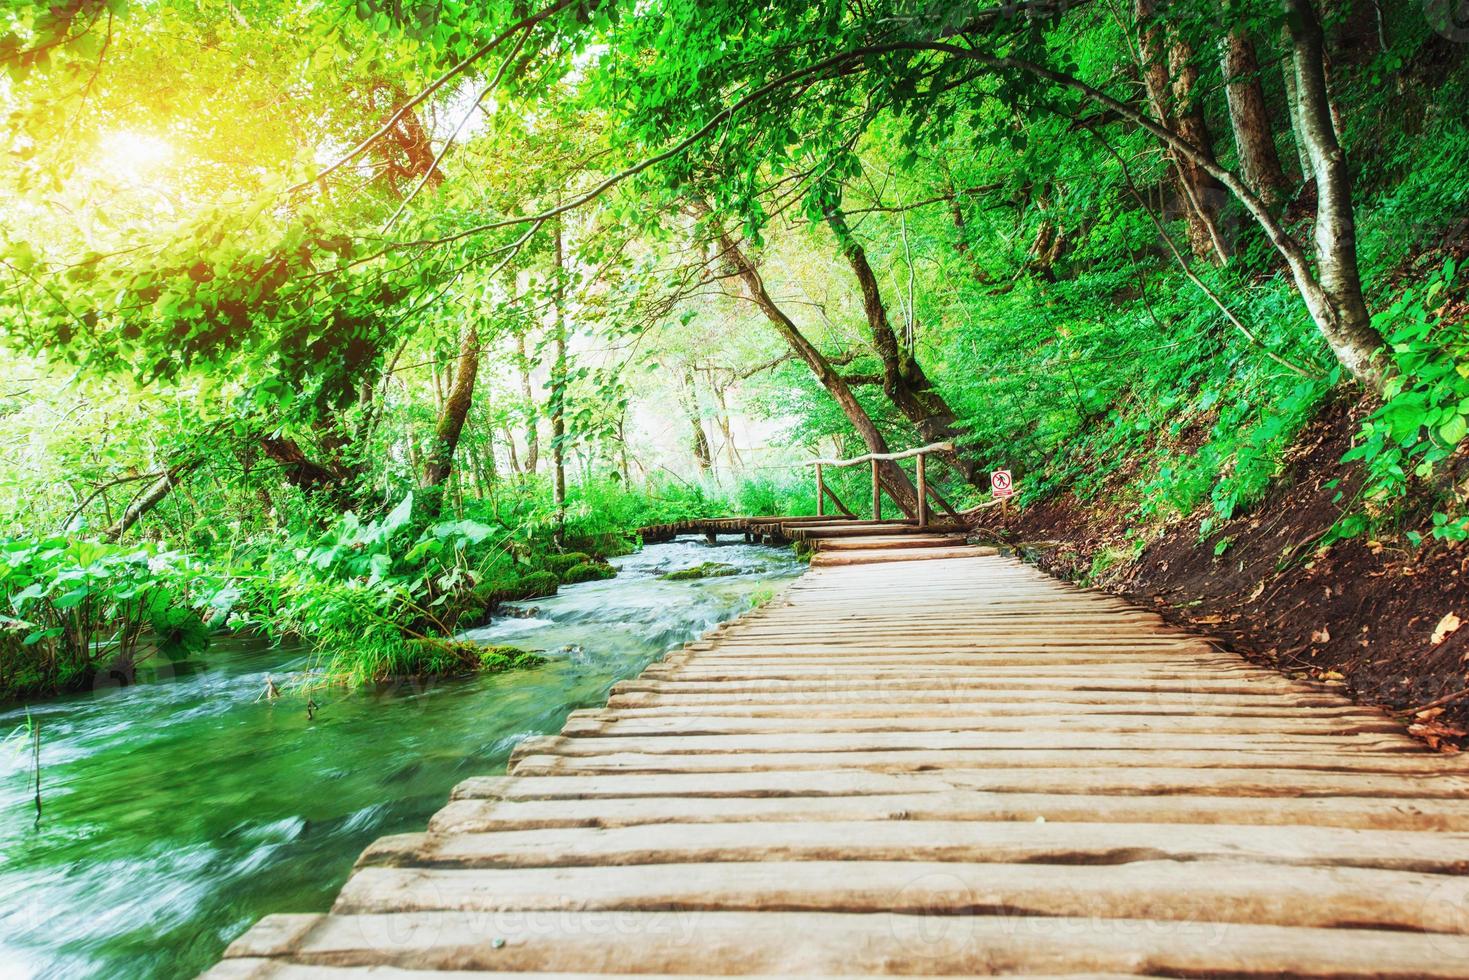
[507,748,1462,778]
[360,820,1469,874]
[333,861,1469,935]
[426,790,1469,834]
[559,711,1402,737]
[514,731,1421,759]
[458,767,1469,800]
[811,546,999,564]
[221,910,1469,977]
[605,689,1357,709]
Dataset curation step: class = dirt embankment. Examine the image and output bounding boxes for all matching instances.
[973,396,1469,747]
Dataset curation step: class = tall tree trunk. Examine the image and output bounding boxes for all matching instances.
[550,220,569,542]
[1168,35,1230,262]
[826,209,979,486]
[1220,27,1292,210]
[421,324,481,516]
[710,378,744,470]
[681,367,714,475]
[1280,52,1315,180]
[709,219,918,514]
[1136,0,1229,264]
[516,331,540,474]
[1282,0,1384,389]
[504,426,521,474]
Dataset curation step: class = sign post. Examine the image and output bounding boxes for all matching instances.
[990,469,1014,510]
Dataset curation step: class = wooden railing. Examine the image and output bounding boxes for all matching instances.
[807,441,958,527]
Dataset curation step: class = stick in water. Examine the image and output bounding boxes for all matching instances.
[32,717,41,825]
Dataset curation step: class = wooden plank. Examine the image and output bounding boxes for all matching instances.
[333,861,1469,934]
[810,546,1001,564]
[360,820,1469,874]
[507,749,1459,778]
[606,689,1358,709]
[458,768,1469,799]
[515,731,1422,758]
[812,535,965,550]
[222,911,1469,976]
[427,790,1469,834]
[559,712,1403,737]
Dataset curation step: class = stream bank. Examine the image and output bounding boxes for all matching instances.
[0,539,799,979]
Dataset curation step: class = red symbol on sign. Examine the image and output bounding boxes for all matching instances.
[990,470,1014,498]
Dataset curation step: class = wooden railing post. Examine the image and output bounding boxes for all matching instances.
[805,442,952,523]
[916,452,928,528]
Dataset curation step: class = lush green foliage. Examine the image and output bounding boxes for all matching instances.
[0,536,224,697]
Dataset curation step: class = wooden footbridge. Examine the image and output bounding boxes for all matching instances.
[209,528,1469,977]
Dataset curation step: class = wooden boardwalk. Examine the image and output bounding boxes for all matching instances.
[209,540,1469,978]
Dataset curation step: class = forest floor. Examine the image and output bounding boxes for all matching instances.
[974,396,1469,748]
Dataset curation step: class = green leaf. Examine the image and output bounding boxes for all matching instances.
[382,493,414,536]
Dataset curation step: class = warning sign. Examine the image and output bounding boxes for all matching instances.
[990,469,1014,498]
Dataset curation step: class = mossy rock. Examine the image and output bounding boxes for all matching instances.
[477,644,547,673]
[538,552,592,577]
[661,561,740,581]
[396,640,545,678]
[560,560,616,584]
[476,570,560,606]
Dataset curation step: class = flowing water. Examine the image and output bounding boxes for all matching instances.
[0,539,801,979]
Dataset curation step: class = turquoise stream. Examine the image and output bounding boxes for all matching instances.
[0,540,800,979]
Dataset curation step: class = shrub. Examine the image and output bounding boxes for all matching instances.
[0,536,227,700]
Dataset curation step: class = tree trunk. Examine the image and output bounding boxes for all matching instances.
[516,331,540,474]
[104,458,202,541]
[504,426,521,474]
[709,219,918,514]
[710,378,744,470]
[1168,34,1230,262]
[1136,0,1229,264]
[421,324,481,516]
[1282,0,1385,389]
[551,220,569,541]
[1220,27,1292,210]
[1280,51,1315,180]
[681,367,714,475]
[826,209,979,486]
[260,435,349,500]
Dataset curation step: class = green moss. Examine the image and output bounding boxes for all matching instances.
[560,560,616,584]
[475,570,559,606]
[538,552,592,577]
[390,640,544,679]
[660,561,740,581]
[477,644,547,673]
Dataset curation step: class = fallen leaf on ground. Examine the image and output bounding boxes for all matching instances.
[1408,719,1467,752]
[1432,612,1462,646]
[1311,628,1331,644]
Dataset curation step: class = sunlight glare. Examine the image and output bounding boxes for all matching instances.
[99,130,173,179]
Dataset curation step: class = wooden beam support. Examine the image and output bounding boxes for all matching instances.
[916,453,928,528]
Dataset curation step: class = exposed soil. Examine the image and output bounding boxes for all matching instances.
[973,395,1469,748]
